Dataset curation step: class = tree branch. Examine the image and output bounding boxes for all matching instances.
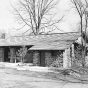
[40,15,64,30]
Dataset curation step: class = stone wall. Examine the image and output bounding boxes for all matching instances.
[10,48,15,63]
[85,56,88,66]
[45,51,63,67]
[56,51,63,67]
[24,51,33,63]
[63,47,72,68]
[45,51,52,66]
[0,48,4,62]
[33,51,40,66]
[74,44,82,67]
[32,50,63,67]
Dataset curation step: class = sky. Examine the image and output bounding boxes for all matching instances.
[0,0,14,29]
[0,0,80,36]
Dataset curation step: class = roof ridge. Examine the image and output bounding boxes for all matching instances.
[11,32,81,37]
[37,32,80,35]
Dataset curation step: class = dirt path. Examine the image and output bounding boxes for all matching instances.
[0,67,87,88]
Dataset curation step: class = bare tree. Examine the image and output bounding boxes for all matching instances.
[10,0,64,35]
[70,0,88,67]
[16,46,27,63]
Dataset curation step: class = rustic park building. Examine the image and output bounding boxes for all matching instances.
[0,32,82,68]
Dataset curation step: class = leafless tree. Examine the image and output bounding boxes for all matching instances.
[16,46,27,63]
[10,0,64,35]
[70,0,88,67]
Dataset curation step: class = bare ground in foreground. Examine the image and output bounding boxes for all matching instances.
[0,64,88,88]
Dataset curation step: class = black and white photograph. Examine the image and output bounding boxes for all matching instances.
[0,0,88,88]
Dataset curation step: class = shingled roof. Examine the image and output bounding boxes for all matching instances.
[0,32,81,50]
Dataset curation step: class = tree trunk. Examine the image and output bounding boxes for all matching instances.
[83,15,88,67]
[81,17,85,67]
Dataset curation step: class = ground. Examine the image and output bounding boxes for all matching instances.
[0,63,88,88]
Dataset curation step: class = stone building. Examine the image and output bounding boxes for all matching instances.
[0,32,81,68]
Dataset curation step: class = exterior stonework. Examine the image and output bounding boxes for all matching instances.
[0,43,76,68]
[0,48,4,62]
[32,50,63,67]
[45,51,53,66]
[10,48,15,63]
[24,51,33,63]
[63,48,71,68]
[0,32,81,68]
[0,47,74,68]
[45,51,63,67]
[33,51,40,66]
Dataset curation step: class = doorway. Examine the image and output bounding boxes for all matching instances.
[4,47,10,62]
